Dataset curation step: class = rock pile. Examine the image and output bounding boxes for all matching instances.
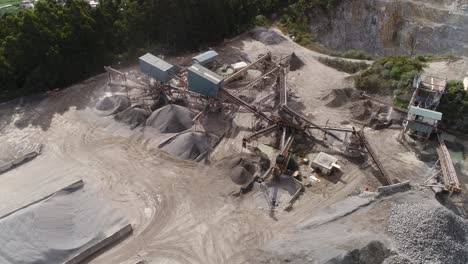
[159,131,218,162]
[388,202,468,264]
[250,27,287,45]
[146,104,194,133]
[114,107,150,129]
[95,95,130,116]
[218,156,256,185]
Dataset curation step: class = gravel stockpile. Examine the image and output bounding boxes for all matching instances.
[219,156,256,185]
[159,131,218,162]
[325,241,392,264]
[388,202,468,264]
[146,104,194,133]
[321,88,360,107]
[0,185,129,264]
[114,107,150,129]
[95,95,131,116]
[250,27,286,45]
[383,255,414,264]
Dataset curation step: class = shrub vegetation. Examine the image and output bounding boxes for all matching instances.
[354,55,425,95]
[318,57,369,74]
[439,80,468,132]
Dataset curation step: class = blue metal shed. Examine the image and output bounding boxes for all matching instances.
[192,50,218,65]
[187,64,224,97]
[408,106,442,121]
[139,53,175,83]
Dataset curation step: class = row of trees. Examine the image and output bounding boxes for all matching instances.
[0,0,293,101]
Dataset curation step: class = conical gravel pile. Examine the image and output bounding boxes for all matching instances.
[388,202,468,264]
[146,104,194,133]
[95,95,130,116]
[159,131,218,162]
[219,156,256,185]
[114,107,150,129]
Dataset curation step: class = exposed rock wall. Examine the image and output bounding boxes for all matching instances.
[310,0,468,56]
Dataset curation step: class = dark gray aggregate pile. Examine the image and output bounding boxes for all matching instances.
[388,202,468,264]
[146,104,194,133]
[114,107,150,129]
[95,95,131,116]
[219,156,256,185]
[250,27,287,45]
[159,131,218,162]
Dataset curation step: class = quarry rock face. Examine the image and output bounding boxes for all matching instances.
[310,0,468,56]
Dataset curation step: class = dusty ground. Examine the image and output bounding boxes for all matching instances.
[0,29,466,264]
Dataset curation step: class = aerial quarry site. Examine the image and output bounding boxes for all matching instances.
[1,28,468,264]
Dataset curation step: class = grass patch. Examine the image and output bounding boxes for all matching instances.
[393,97,410,109]
[318,57,369,74]
[0,0,19,7]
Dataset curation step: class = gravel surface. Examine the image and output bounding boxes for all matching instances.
[383,255,414,264]
[388,202,468,264]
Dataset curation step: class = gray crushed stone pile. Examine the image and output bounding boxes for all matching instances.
[250,27,287,45]
[114,107,150,129]
[383,255,414,264]
[219,156,256,185]
[95,95,131,116]
[0,184,129,264]
[159,131,218,162]
[388,202,468,264]
[146,104,194,133]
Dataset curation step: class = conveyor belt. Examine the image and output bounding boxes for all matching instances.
[224,52,272,83]
[219,88,274,123]
[436,136,462,193]
[357,131,392,186]
[281,106,343,142]
[243,124,279,143]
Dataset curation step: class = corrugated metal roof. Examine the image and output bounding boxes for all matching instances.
[188,64,223,84]
[139,53,174,72]
[192,51,218,64]
[408,106,442,121]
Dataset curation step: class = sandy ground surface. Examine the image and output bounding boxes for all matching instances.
[0,29,466,264]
